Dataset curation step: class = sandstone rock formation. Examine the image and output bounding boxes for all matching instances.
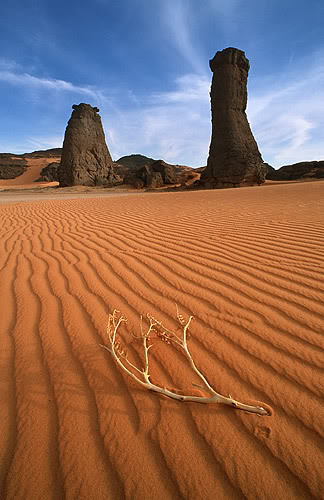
[200,47,267,188]
[122,159,180,189]
[116,154,155,169]
[264,163,276,179]
[113,154,197,188]
[124,165,163,189]
[150,160,178,184]
[146,170,164,189]
[266,160,324,181]
[0,157,27,179]
[35,162,60,182]
[58,104,117,187]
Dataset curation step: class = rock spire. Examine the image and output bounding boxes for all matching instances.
[200,47,267,188]
[58,103,117,187]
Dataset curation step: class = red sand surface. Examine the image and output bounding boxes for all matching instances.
[0,180,324,499]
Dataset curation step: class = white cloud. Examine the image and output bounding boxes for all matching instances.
[26,136,64,150]
[160,0,206,75]
[248,50,324,166]
[0,60,107,103]
[152,74,210,104]
[101,73,211,166]
[208,0,242,32]
[0,58,21,71]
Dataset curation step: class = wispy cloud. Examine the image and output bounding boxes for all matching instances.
[249,49,324,166]
[151,74,209,104]
[208,0,242,32]
[26,136,64,150]
[161,0,206,75]
[0,59,107,103]
[0,58,21,71]
[102,73,210,165]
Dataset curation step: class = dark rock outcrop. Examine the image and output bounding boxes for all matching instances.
[116,154,155,169]
[112,154,199,189]
[266,161,324,181]
[200,47,267,188]
[23,148,62,158]
[58,104,117,187]
[35,162,60,182]
[114,155,156,184]
[147,171,164,189]
[0,153,22,158]
[264,163,276,179]
[129,165,164,188]
[150,160,178,184]
[0,158,27,179]
[122,159,180,189]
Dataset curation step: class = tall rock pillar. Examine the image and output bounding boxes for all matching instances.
[58,103,117,187]
[200,47,266,188]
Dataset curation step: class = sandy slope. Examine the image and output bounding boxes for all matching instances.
[0,158,59,189]
[0,182,324,499]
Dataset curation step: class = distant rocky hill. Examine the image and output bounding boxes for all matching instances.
[266,161,324,181]
[113,154,155,182]
[0,153,21,158]
[0,157,28,180]
[116,154,155,169]
[23,148,62,158]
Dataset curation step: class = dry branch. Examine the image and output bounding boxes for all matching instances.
[100,308,270,416]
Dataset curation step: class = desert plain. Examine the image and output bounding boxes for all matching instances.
[0,159,324,499]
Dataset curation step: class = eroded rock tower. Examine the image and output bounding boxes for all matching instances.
[58,103,117,187]
[200,47,266,188]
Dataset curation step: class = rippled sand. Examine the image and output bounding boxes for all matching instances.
[1,181,324,499]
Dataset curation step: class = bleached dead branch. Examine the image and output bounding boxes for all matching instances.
[100,307,270,416]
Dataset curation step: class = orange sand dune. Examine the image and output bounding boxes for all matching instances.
[0,182,324,499]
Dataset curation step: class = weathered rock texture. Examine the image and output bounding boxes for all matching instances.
[200,47,267,188]
[122,159,181,189]
[0,157,27,179]
[58,103,117,187]
[266,161,324,181]
[35,162,60,182]
[151,160,178,184]
[113,155,197,188]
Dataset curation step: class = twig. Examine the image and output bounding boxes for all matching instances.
[100,308,270,416]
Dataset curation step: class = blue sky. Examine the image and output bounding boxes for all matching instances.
[0,0,323,167]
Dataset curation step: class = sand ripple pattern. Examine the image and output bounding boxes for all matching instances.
[1,182,324,499]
